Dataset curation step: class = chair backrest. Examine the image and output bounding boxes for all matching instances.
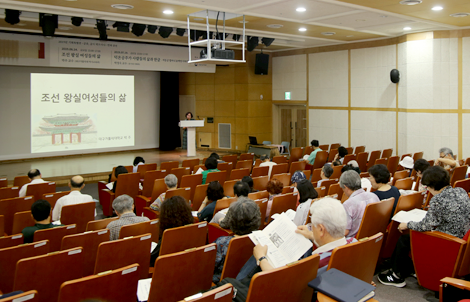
[327,233,383,283]
[160,222,208,256]
[194,164,207,173]
[367,150,381,170]
[13,247,83,302]
[170,167,191,187]
[270,163,288,177]
[0,233,23,249]
[327,149,338,162]
[178,284,233,302]
[165,187,191,202]
[248,190,269,200]
[330,143,340,150]
[34,224,78,252]
[303,169,311,180]
[354,146,365,154]
[141,170,164,197]
[0,196,35,235]
[182,158,200,173]
[356,198,394,240]
[387,156,400,175]
[149,244,217,302]
[223,179,238,197]
[303,146,313,156]
[342,154,356,165]
[254,198,268,229]
[58,264,139,302]
[239,153,254,161]
[381,148,393,159]
[220,235,254,280]
[12,210,35,235]
[61,229,110,277]
[26,182,56,202]
[94,233,151,279]
[110,165,133,182]
[252,176,269,191]
[114,172,141,199]
[181,174,203,201]
[0,291,39,302]
[206,171,227,185]
[222,155,237,166]
[137,163,157,178]
[0,240,49,294]
[252,166,269,177]
[86,217,118,231]
[148,178,167,203]
[319,179,338,193]
[392,170,410,186]
[246,254,320,302]
[272,173,291,187]
[230,168,250,180]
[119,219,159,242]
[345,147,353,155]
[61,202,96,233]
[42,191,70,210]
[13,176,30,188]
[327,183,343,200]
[394,191,424,215]
[375,158,388,166]
[235,160,252,170]
[268,193,298,223]
[160,161,180,171]
[401,153,411,160]
[394,177,413,190]
[208,223,233,243]
[315,186,327,198]
[281,186,295,194]
[0,186,20,200]
[356,152,369,172]
[213,197,238,216]
[289,147,304,163]
[453,178,470,192]
[330,165,343,179]
[289,161,306,175]
[450,165,468,187]
[217,162,233,181]
[192,184,209,210]
[311,168,322,182]
[413,152,424,162]
[272,156,288,164]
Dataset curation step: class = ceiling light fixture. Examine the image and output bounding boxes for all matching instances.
[432,6,443,11]
[111,4,134,9]
[450,12,470,17]
[163,10,173,15]
[321,32,335,35]
[296,7,306,12]
[267,24,283,28]
[58,26,72,30]
[299,27,307,32]
[399,0,422,5]
[403,26,411,30]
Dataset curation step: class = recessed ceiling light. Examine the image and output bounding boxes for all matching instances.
[321,32,336,35]
[239,20,249,23]
[299,27,307,32]
[432,6,443,11]
[267,24,283,28]
[163,10,173,14]
[450,12,470,17]
[355,19,366,22]
[380,15,388,18]
[346,35,354,37]
[58,26,72,30]
[399,0,422,5]
[296,7,306,12]
[403,26,412,30]
[111,4,134,9]
[17,23,27,26]
[193,18,204,21]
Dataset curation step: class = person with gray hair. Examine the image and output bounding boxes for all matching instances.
[106,194,149,240]
[340,170,379,238]
[317,164,333,187]
[150,174,178,211]
[435,147,459,169]
[212,197,261,283]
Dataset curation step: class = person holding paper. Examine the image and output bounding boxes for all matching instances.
[379,166,470,288]
[198,181,227,222]
[149,174,178,211]
[434,147,459,170]
[293,179,318,226]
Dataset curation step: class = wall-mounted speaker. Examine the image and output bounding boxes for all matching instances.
[390,69,400,83]
[255,53,269,75]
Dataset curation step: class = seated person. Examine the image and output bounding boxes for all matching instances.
[435,147,459,170]
[259,154,277,179]
[340,170,379,238]
[150,174,178,211]
[378,166,470,288]
[151,195,194,265]
[398,156,414,177]
[334,146,348,164]
[241,176,257,193]
[52,175,94,222]
[270,148,280,159]
[201,157,220,184]
[132,156,145,173]
[106,165,128,193]
[414,159,431,203]
[213,198,261,283]
[106,194,149,240]
[209,152,225,163]
[293,179,318,226]
[368,164,401,219]
[19,169,47,197]
[22,199,63,243]
[332,160,342,166]
[265,178,284,219]
[303,139,321,165]
[291,171,306,204]
[317,164,333,187]
[234,181,250,198]
[198,181,226,222]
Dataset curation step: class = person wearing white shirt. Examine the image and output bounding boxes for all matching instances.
[132,156,145,173]
[19,169,47,197]
[52,175,94,221]
[259,154,277,179]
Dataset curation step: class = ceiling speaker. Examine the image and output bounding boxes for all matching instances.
[390,69,400,84]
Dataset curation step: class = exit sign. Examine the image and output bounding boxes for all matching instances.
[285,92,291,100]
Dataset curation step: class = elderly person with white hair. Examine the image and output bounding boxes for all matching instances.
[435,147,459,170]
[107,194,149,240]
[149,174,178,211]
[340,170,379,238]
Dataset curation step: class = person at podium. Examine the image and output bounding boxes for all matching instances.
[182,112,194,150]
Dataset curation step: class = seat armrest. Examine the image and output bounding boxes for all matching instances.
[441,277,470,290]
[135,195,151,216]
[143,207,159,220]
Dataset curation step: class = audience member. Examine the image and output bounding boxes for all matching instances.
[19,169,47,197]
[132,156,145,173]
[304,140,321,165]
[291,171,306,187]
[398,156,414,176]
[213,197,261,283]
[332,160,342,166]
[342,164,371,192]
[198,181,226,222]
[106,165,128,193]
[334,146,348,164]
[265,178,284,219]
[270,148,280,159]
[293,179,318,226]
[209,152,225,163]
[241,176,257,193]
[149,174,178,211]
[259,154,276,179]
[378,166,470,288]
[201,157,220,184]
[233,181,250,197]
[414,159,431,201]
[151,195,194,265]
[435,147,459,169]
[106,194,149,240]
[52,175,94,221]
[22,199,63,243]
[317,164,333,187]
[368,164,401,220]
[340,170,379,238]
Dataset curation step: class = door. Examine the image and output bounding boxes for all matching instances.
[280,106,307,148]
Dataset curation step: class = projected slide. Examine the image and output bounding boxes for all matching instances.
[31,74,134,153]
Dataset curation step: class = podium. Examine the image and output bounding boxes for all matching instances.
[179,120,204,157]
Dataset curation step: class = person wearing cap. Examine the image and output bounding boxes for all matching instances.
[304,139,321,165]
[259,154,277,179]
[435,147,459,170]
[399,156,414,177]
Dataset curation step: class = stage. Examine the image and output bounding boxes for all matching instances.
[0,149,234,186]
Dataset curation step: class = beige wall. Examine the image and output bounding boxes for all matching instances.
[179,51,272,152]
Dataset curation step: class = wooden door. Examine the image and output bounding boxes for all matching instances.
[279,106,306,148]
[281,108,292,147]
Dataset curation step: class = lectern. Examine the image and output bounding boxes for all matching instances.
[179,120,204,157]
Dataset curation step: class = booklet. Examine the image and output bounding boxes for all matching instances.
[392,208,427,223]
[271,209,296,221]
[249,212,313,268]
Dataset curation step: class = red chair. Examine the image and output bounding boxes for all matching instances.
[375,158,388,166]
[159,222,208,256]
[213,197,237,216]
[319,144,329,151]
[99,172,140,216]
[205,171,227,185]
[413,152,424,162]
[282,186,295,194]
[315,186,327,198]
[208,223,233,243]
[42,191,70,212]
[252,166,269,177]
[356,152,369,173]
[453,178,470,192]
[135,178,166,216]
[0,178,7,188]
[181,174,203,202]
[0,291,39,302]
[354,146,365,154]
[0,196,35,235]
[319,179,338,193]
[26,182,56,202]
[327,149,338,162]
[289,161,306,175]
[342,154,356,165]
[220,235,254,280]
[34,224,78,252]
[182,158,200,173]
[217,162,233,181]
[450,165,468,187]
[229,168,250,180]
[239,153,254,161]
[109,165,133,182]
[235,160,252,170]
[381,148,393,159]
[0,233,24,249]
[170,167,191,187]
[253,176,269,191]
[165,187,191,202]
[192,184,209,211]
[137,163,157,179]
[160,161,179,171]
[392,170,409,186]
[330,143,341,150]
[330,165,342,179]
[13,176,30,189]
[12,211,35,235]
[288,147,304,166]
[366,150,381,171]
[0,186,20,201]
[387,156,400,175]
[248,190,269,201]
[267,193,297,223]
[140,170,165,198]
[311,168,322,182]
[327,183,343,200]
[270,163,288,178]
[61,202,96,233]
[272,173,291,187]
[394,177,413,190]
[223,179,238,197]
[272,156,288,164]
[221,155,237,167]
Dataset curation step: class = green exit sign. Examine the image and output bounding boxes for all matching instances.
[285,92,291,100]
